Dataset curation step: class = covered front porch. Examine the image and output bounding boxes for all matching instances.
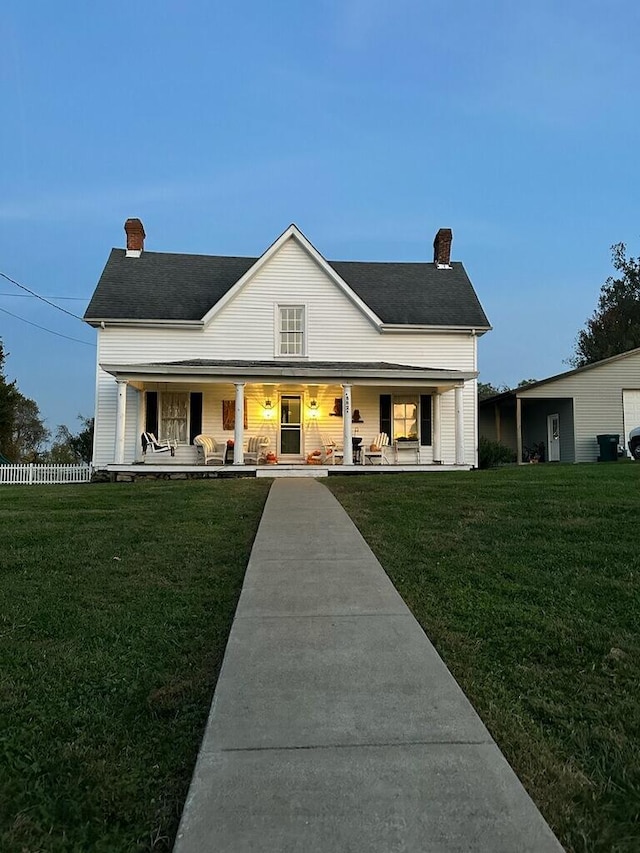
[98,359,477,471]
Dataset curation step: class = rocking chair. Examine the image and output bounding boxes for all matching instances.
[141,432,175,456]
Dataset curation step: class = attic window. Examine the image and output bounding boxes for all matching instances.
[278,305,305,356]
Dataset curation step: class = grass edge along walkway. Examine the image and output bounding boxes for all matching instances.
[326,463,640,853]
[1,478,271,853]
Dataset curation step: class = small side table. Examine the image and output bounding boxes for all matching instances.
[352,436,363,465]
[393,440,420,463]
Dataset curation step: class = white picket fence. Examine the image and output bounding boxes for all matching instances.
[0,463,93,485]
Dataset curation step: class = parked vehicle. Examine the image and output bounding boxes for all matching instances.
[628,427,640,460]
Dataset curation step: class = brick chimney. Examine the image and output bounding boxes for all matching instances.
[124,218,145,257]
[433,228,452,268]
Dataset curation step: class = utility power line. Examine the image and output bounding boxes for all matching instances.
[0,305,95,347]
[0,271,85,320]
[0,292,85,300]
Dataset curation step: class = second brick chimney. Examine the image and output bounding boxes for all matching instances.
[433,228,452,268]
[124,218,145,257]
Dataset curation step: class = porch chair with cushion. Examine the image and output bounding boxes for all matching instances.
[193,434,225,465]
[321,434,344,464]
[245,435,270,464]
[142,432,175,456]
[364,433,391,465]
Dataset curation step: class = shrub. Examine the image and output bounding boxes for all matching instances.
[478,436,517,469]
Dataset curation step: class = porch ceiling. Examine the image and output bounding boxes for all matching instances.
[100,358,476,386]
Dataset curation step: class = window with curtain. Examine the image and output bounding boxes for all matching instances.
[160,392,189,443]
[393,395,418,440]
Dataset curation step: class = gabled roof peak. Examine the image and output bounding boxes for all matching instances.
[84,223,491,331]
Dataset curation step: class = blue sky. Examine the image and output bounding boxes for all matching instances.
[1,1,639,433]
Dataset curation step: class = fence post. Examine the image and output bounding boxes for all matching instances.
[29,463,34,485]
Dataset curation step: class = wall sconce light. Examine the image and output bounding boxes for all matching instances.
[263,399,275,419]
[308,399,320,419]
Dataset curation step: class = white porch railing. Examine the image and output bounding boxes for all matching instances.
[0,463,93,485]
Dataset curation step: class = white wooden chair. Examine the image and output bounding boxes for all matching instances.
[245,435,270,464]
[321,434,343,464]
[142,432,175,456]
[364,433,391,465]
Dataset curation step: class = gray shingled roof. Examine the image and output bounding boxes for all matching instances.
[329,260,489,326]
[84,248,490,328]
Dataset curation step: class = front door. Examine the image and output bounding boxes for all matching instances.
[547,413,560,461]
[280,395,302,456]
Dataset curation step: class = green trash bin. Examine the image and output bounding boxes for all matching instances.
[596,434,619,462]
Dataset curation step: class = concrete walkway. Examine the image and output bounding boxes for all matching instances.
[174,479,563,852]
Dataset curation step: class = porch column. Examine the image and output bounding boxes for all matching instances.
[494,403,501,443]
[455,385,465,465]
[114,379,127,464]
[342,384,353,465]
[233,382,245,464]
[137,390,145,458]
[432,392,442,463]
[516,396,523,465]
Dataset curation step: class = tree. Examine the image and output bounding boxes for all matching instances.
[49,416,94,463]
[0,341,19,457]
[11,393,50,462]
[571,242,640,367]
[478,379,539,400]
[478,381,509,400]
[0,339,49,462]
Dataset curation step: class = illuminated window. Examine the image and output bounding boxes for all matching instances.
[393,395,418,440]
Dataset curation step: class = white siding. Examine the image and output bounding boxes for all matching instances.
[92,237,480,466]
[518,351,640,462]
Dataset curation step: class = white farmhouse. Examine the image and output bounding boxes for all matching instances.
[84,220,491,474]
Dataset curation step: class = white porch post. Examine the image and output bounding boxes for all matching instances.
[432,391,442,463]
[114,379,127,464]
[233,382,245,464]
[137,390,145,459]
[342,384,353,465]
[516,397,523,465]
[455,385,465,465]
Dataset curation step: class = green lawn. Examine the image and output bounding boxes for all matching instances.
[1,479,270,853]
[4,467,639,852]
[326,463,640,853]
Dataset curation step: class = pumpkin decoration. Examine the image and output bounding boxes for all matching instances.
[306,449,323,465]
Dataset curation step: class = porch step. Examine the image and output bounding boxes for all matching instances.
[256,466,328,478]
